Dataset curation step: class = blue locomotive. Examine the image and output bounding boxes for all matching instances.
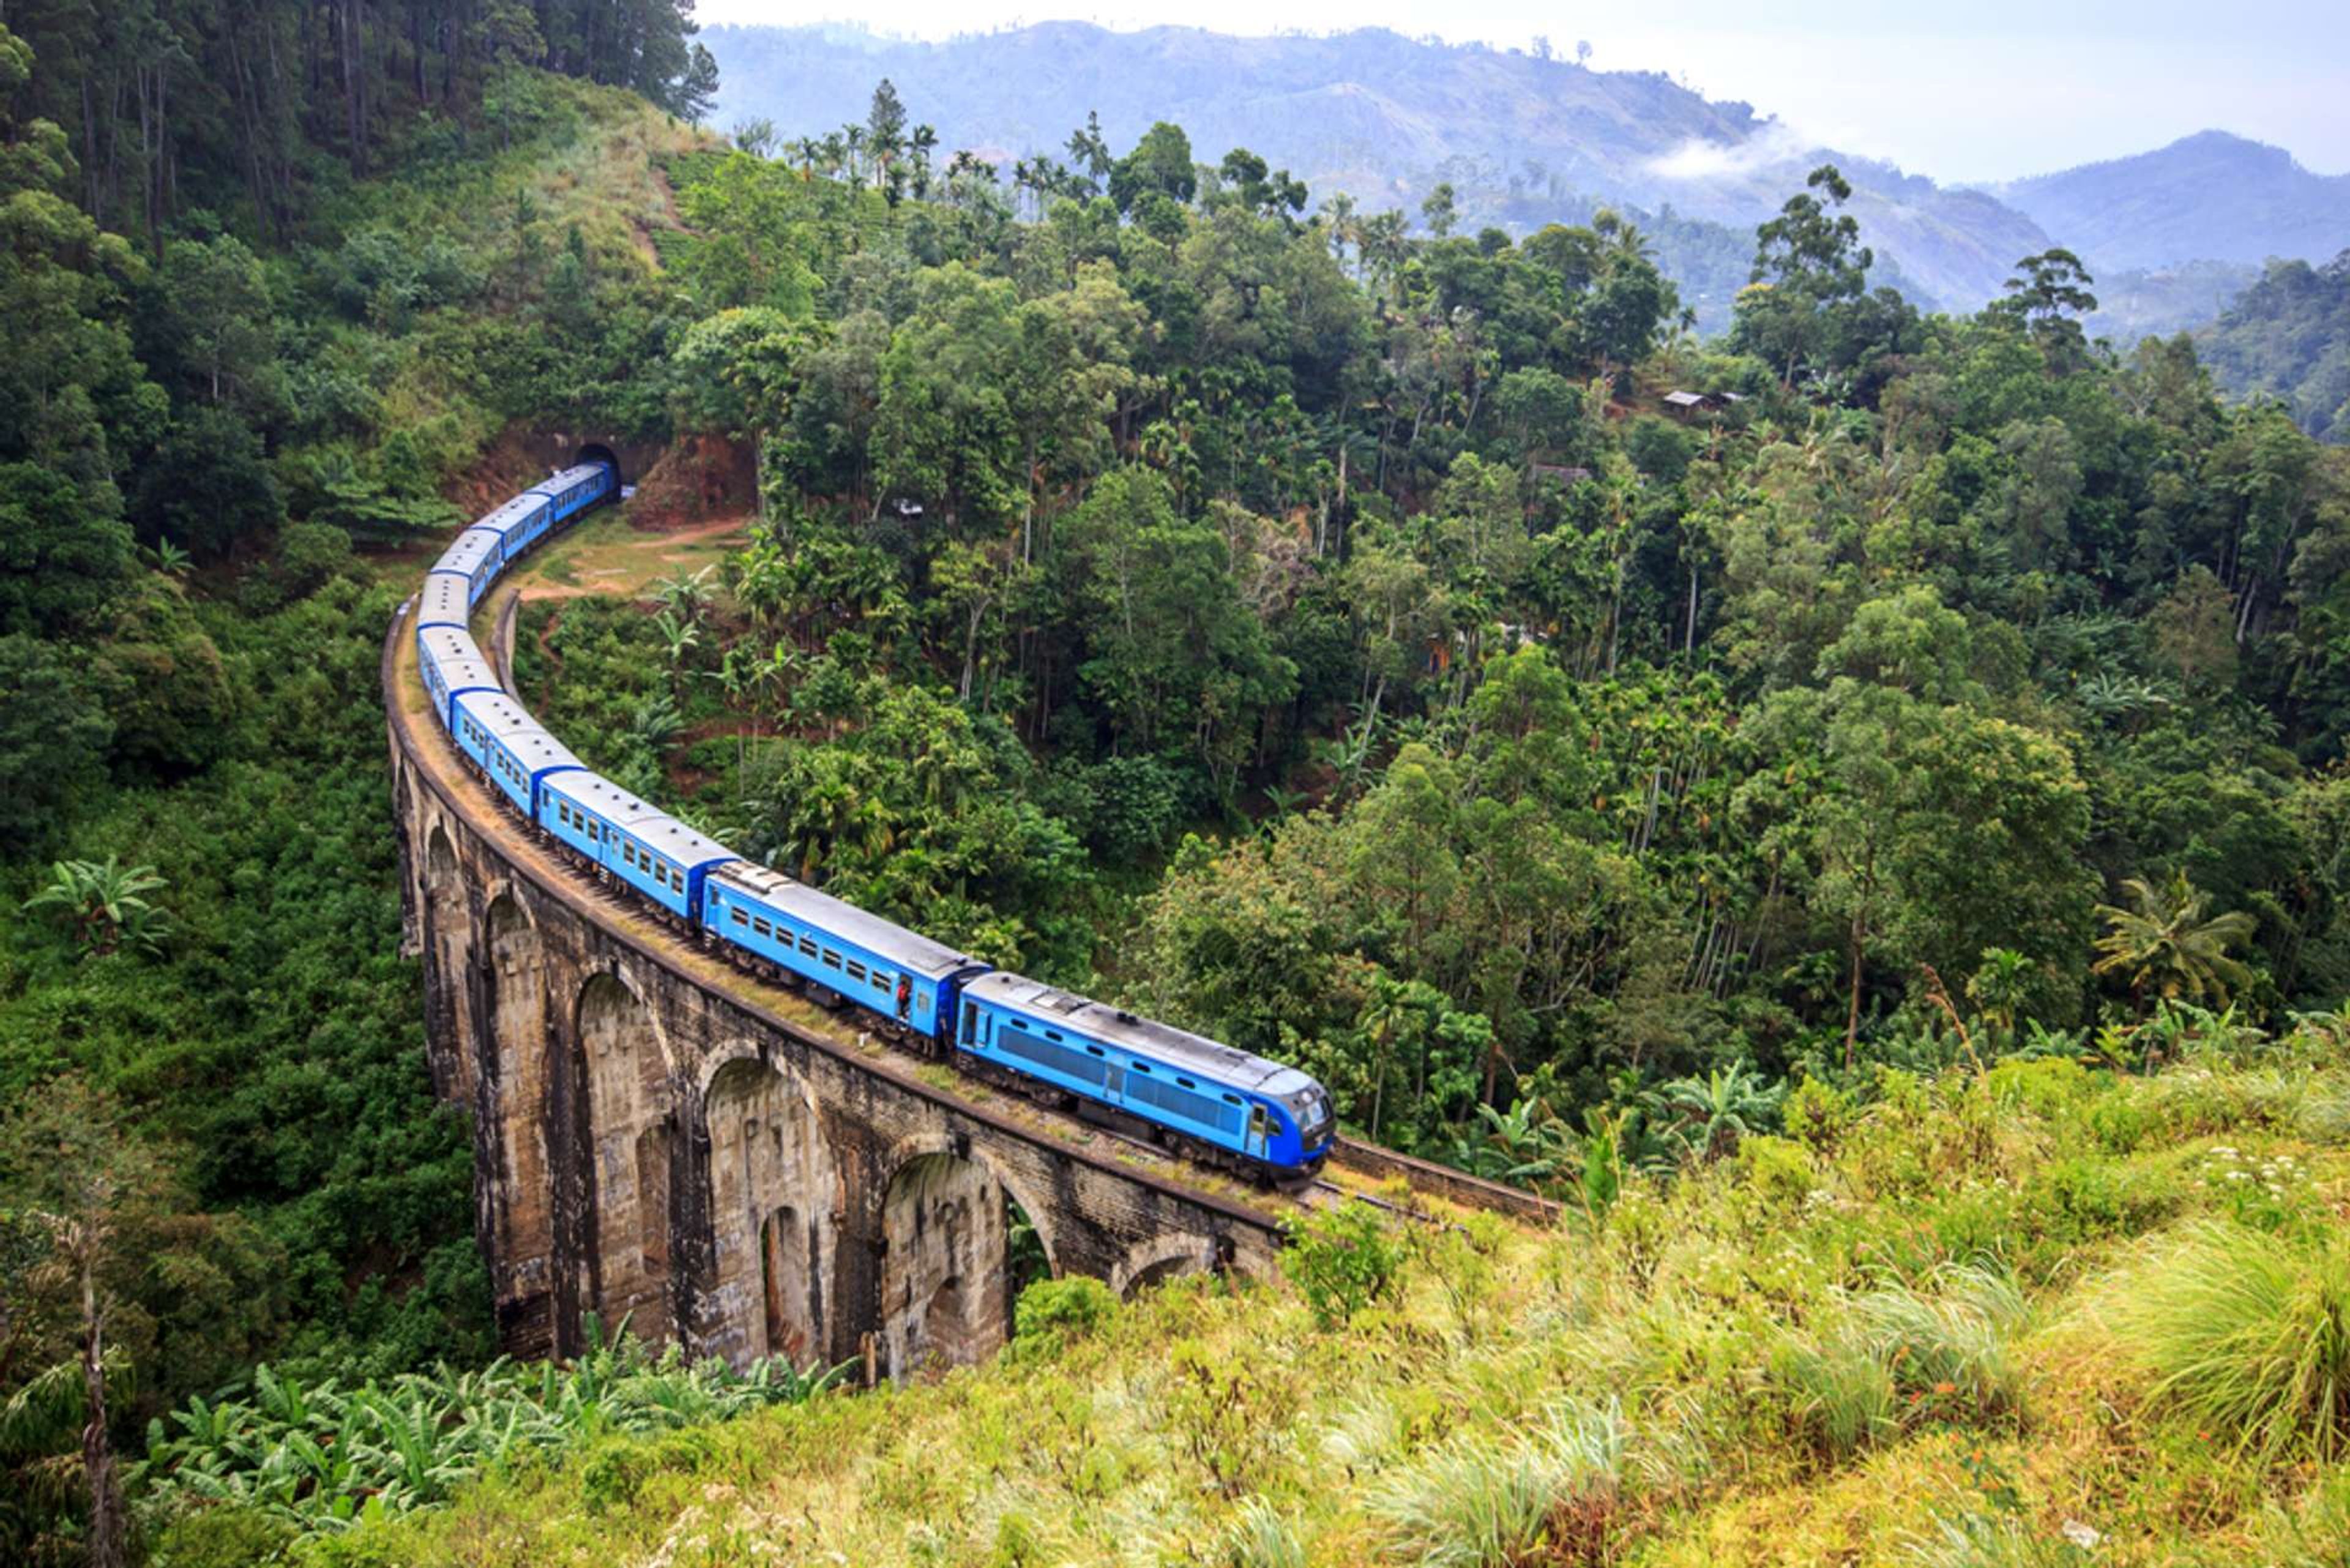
[411,457,1334,1182]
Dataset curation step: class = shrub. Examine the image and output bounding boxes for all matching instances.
[1984,1056,2092,1118]
[147,1504,299,1567]
[1012,1276,1118,1358]
[1280,1201,1406,1329]
[1368,1399,1629,1567]
[1783,1077,1859,1155]
[1163,1338,1295,1499]
[1737,1135,1819,1208]
[2018,1154,2177,1247]
[2108,1222,2350,1465]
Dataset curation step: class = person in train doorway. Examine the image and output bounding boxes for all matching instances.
[896,975,912,1023]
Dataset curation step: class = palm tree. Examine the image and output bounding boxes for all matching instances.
[909,124,939,198]
[1965,947,2039,1042]
[23,858,171,957]
[653,609,701,687]
[2092,872,2257,1010]
[1645,1060,1781,1163]
[654,566,716,624]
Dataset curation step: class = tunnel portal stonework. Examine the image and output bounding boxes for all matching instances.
[386,673,1278,1379]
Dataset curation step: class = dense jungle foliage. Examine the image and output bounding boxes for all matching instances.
[1,11,2347,1565]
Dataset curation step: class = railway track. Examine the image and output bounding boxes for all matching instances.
[405,576,1559,1236]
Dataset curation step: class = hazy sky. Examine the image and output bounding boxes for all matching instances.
[698,1,2350,183]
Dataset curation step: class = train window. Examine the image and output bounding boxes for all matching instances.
[822,950,841,970]
[870,972,890,993]
[1130,1061,1151,1073]
[1177,1077,1196,1089]
[752,916,770,936]
[1010,1017,1029,1031]
[1045,1029,1063,1042]
[797,935,816,957]
[1085,1044,1105,1057]
[1222,1093,1242,1106]
[845,960,867,982]
[961,1002,976,1043]
[731,909,749,927]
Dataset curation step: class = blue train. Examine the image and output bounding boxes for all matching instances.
[411,457,1334,1182]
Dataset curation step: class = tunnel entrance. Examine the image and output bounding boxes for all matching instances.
[574,442,623,487]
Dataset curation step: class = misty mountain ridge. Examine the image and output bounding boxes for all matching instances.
[1992,130,2350,273]
[705,23,2343,327]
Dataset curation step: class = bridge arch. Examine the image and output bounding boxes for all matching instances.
[481,889,553,1294]
[574,968,678,1346]
[872,1132,1059,1381]
[421,822,471,1096]
[1111,1231,1223,1298]
[701,1047,839,1367]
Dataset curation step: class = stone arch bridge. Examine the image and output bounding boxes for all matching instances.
[381,616,1334,1380]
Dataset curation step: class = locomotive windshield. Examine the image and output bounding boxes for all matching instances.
[1289,1087,1332,1143]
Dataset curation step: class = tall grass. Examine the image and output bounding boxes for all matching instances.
[1901,1510,2091,1567]
[1772,1263,2029,1461]
[2108,1221,2350,1465]
[1368,1399,1629,1567]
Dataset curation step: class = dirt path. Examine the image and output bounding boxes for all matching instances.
[502,509,751,605]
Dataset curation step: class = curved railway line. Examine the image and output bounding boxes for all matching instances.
[388,479,1554,1293]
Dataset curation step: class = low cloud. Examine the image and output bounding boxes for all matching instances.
[1644,121,1813,182]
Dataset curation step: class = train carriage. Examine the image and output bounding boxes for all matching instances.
[530,461,615,526]
[416,572,471,633]
[537,773,732,921]
[702,862,983,1040]
[417,625,500,728]
[955,973,1335,1171]
[433,528,505,608]
[471,493,556,566]
[450,691,586,816]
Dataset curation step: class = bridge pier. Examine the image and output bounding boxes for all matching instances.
[386,648,1286,1376]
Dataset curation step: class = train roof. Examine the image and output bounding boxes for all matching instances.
[709,861,978,979]
[622,812,735,870]
[419,626,499,691]
[540,771,671,830]
[472,493,550,537]
[452,690,586,778]
[417,573,470,627]
[435,528,502,578]
[529,461,610,495]
[963,971,1313,1096]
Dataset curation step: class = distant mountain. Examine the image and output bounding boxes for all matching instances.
[2081,259,2259,346]
[1993,132,2350,272]
[704,23,2054,310]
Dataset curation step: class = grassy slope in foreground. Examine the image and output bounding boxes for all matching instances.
[300,1014,2350,1567]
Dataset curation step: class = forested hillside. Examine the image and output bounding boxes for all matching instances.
[2199,252,2350,443]
[0,6,715,1562]
[3,15,2350,1568]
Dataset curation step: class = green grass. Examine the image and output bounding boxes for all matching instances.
[228,1017,2350,1566]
